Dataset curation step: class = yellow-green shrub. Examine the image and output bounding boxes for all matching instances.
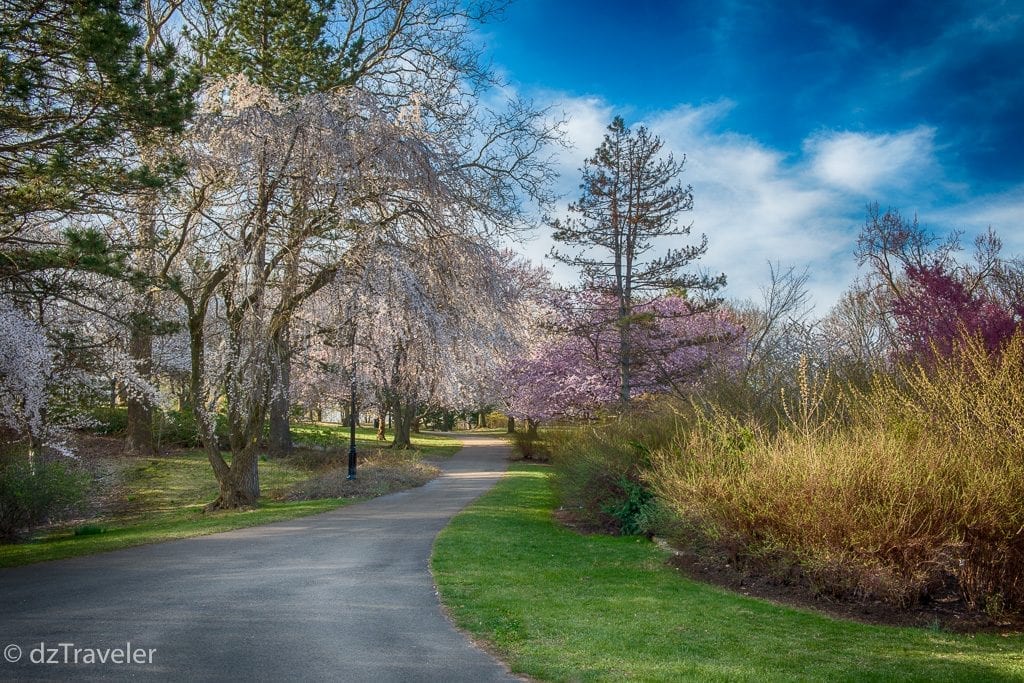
[649,335,1024,612]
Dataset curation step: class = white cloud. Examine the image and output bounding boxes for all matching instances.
[509,94,1009,315]
[805,127,937,194]
[931,185,1024,254]
[516,96,858,311]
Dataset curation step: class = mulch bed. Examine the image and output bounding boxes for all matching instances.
[552,507,1023,635]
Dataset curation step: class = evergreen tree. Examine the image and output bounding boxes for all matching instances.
[0,0,194,231]
[550,116,725,404]
[1,1,195,457]
[194,0,342,96]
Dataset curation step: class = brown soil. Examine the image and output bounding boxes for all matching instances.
[71,433,133,460]
[552,507,1023,636]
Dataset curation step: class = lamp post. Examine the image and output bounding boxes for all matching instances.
[347,368,357,480]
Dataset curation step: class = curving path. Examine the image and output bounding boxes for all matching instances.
[0,433,517,682]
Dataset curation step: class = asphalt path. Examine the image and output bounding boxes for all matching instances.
[0,433,517,682]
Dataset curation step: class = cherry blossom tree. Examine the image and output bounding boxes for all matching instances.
[507,291,744,422]
[154,76,460,506]
[0,297,52,454]
[183,0,562,455]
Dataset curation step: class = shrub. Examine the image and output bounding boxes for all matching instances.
[85,406,230,449]
[281,450,439,500]
[88,406,128,435]
[511,430,552,462]
[154,410,230,449]
[549,403,681,534]
[648,334,1024,613]
[0,456,89,541]
[601,475,660,537]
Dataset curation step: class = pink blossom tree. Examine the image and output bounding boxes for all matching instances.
[507,292,745,422]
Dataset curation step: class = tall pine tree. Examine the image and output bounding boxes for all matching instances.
[195,0,341,96]
[0,0,194,243]
[550,116,725,404]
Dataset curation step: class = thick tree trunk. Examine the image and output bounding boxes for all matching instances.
[123,330,155,456]
[527,418,538,437]
[187,315,261,511]
[477,410,486,428]
[391,398,416,449]
[267,329,292,457]
[507,416,515,433]
[209,444,260,510]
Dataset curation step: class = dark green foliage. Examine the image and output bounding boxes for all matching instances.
[90,406,129,435]
[89,407,229,448]
[0,0,196,226]
[601,476,658,537]
[153,410,229,449]
[195,0,344,96]
[0,457,88,541]
[420,406,458,431]
[0,228,129,280]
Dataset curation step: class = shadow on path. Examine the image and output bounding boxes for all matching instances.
[0,433,517,682]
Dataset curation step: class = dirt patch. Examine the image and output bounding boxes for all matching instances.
[552,506,612,535]
[71,433,130,460]
[661,543,1024,635]
[550,508,1022,635]
[276,449,440,501]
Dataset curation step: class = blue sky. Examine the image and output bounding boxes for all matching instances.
[481,0,1024,309]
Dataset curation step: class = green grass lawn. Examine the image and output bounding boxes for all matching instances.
[0,423,466,567]
[0,450,350,568]
[432,464,1024,682]
[290,423,464,457]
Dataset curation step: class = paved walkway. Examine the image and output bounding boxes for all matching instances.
[0,433,517,681]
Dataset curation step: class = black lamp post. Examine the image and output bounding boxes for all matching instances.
[347,369,357,480]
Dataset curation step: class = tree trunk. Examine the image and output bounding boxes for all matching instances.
[267,328,292,457]
[507,415,515,433]
[527,418,538,437]
[376,406,387,441]
[125,143,159,455]
[391,398,416,449]
[208,443,260,510]
[477,410,486,428]
[619,305,632,405]
[123,330,155,456]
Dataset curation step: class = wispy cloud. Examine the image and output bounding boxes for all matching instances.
[805,127,937,195]
[511,91,1020,313]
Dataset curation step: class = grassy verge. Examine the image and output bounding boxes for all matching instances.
[432,464,1024,682]
[0,450,349,567]
[290,423,464,458]
[0,423,465,567]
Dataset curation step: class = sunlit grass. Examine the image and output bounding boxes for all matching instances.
[433,464,1024,682]
[0,450,349,567]
[0,423,467,567]
[290,422,463,457]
